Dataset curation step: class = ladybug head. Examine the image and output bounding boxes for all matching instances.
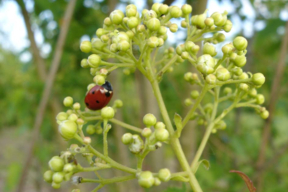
[101,81,113,97]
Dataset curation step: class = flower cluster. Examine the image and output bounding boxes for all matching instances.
[43,3,268,192]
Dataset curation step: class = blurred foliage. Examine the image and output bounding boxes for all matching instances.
[0,0,288,192]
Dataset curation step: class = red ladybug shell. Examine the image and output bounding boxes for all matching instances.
[85,81,113,110]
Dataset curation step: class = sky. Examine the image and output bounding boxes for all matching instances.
[0,0,287,62]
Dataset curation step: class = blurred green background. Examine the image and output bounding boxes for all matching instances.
[0,0,287,192]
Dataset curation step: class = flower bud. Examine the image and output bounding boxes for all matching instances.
[191,11,207,29]
[86,125,95,135]
[159,4,169,15]
[88,54,101,68]
[256,94,265,105]
[239,83,249,91]
[49,156,64,172]
[184,72,193,82]
[197,54,215,75]
[137,24,145,33]
[206,74,217,84]
[181,4,192,15]
[158,38,164,47]
[215,33,225,42]
[233,55,246,67]
[252,73,265,86]
[126,4,137,17]
[117,40,130,51]
[154,177,161,186]
[56,112,68,122]
[90,68,97,76]
[224,87,232,95]
[101,107,115,119]
[148,36,159,48]
[184,98,193,106]
[104,17,112,26]
[52,182,61,189]
[190,90,200,99]
[169,23,178,33]
[43,170,53,183]
[93,75,105,85]
[223,20,232,32]
[232,67,243,76]
[238,72,249,80]
[204,103,213,114]
[143,113,157,127]
[77,118,84,126]
[215,120,226,130]
[122,133,133,145]
[152,3,161,14]
[158,26,167,35]
[170,6,182,18]
[80,41,92,53]
[233,36,248,51]
[204,17,214,27]
[58,120,78,140]
[138,171,154,188]
[91,38,106,51]
[181,52,189,60]
[260,110,269,119]
[248,88,257,97]
[83,137,91,144]
[203,43,217,56]
[68,113,78,122]
[155,128,169,141]
[222,43,233,55]
[181,20,188,28]
[141,128,152,137]
[81,59,89,68]
[176,44,185,55]
[114,99,123,108]
[197,118,204,125]
[158,168,171,182]
[216,68,231,81]
[73,103,80,110]
[96,28,105,37]
[64,163,74,173]
[87,83,96,91]
[127,17,139,28]
[110,10,124,24]
[129,134,144,153]
[211,12,227,26]
[126,31,134,39]
[53,172,64,183]
[155,122,165,129]
[95,126,103,134]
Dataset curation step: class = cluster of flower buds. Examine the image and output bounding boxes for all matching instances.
[137,168,171,188]
[43,152,76,189]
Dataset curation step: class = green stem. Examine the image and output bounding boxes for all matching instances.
[216,78,252,86]
[156,55,178,77]
[82,174,136,185]
[100,61,134,67]
[103,119,109,157]
[75,165,111,173]
[109,118,142,133]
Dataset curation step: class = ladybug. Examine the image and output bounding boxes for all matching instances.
[84,81,113,110]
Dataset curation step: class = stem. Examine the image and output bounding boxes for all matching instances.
[100,61,134,67]
[182,84,209,127]
[216,78,252,86]
[75,165,111,173]
[156,55,177,77]
[82,174,136,185]
[103,119,109,157]
[109,118,142,133]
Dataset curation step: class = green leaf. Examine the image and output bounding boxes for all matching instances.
[174,113,183,138]
[230,170,256,192]
[192,159,210,173]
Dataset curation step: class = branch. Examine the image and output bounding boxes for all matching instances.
[16,1,77,191]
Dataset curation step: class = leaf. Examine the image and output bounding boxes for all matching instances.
[230,170,256,192]
[174,113,183,138]
[192,159,210,173]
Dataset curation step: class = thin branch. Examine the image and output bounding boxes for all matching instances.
[16,1,77,191]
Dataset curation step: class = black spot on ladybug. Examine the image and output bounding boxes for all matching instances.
[85,102,89,106]
[92,91,95,94]
[96,100,100,103]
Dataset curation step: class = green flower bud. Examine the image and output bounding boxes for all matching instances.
[148,36,159,48]
[233,55,246,67]
[56,112,68,122]
[137,24,145,33]
[104,17,112,26]
[215,33,225,42]
[215,120,227,130]
[129,134,144,153]
[169,23,178,33]
[73,103,80,110]
[43,170,53,183]
[158,26,167,35]
[181,51,189,60]
[239,83,249,91]
[141,128,152,137]
[176,44,185,55]
[181,4,192,15]
[83,136,91,144]
[203,43,217,56]
[154,177,161,186]
[110,43,117,52]
[68,113,78,122]
[206,74,217,84]
[222,43,233,55]
[117,40,130,51]
[49,156,64,172]
[127,17,139,28]
[216,68,231,81]
[122,133,133,145]
[158,38,164,47]
[101,35,109,43]
[252,73,265,86]
[190,90,200,99]
[184,41,195,51]
[233,36,248,51]
[191,11,207,29]
[52,182,61,189]
[143,113,157,127]
[80,41,92,53]
[138,171,154,188]
[223,20,232,32]
[90,68,97,76]
[204,17,214,27]
[248,88,257,97]
[181,20,188,28]
[96,28,105,37]
[114,99,123,108]
[101,107,115,119]
[155,128,169,141]
[238,72,249,80]
[211,12,227,26]
[91,38,106,51]
[170,6,182,18]
[112,32,129,44]
[158,168,171,182]
[184,98,193,106]
[126,5,137,17]
[256,94,265,105]
[197,54,215,75]
[232,67,243,76]
[110,10,124,24]
[93,75,105,85]
[126,31,134,39]
[58,120,78,140]
[152,3,161,14]
[87,83,96,91]
[155,122,165,129]
[159,4,169,15]
[64,163,74,173]
[192,44,200,53]
[204,103,213,114]
[260,110,269,119]
[81,59,89,68]
[95,126,103,134]
[184,72,193,81]
[86,125,95,135]
[143,10,157,22]
[88,54,101,68]
[197,118,204,125]
[53,172,64,183]
[223,87,232,95]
